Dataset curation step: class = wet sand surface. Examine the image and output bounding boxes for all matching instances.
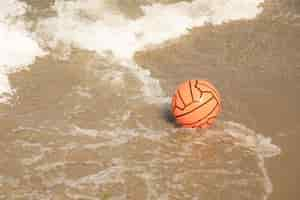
[136,1,300,199]
[0,0,299,199]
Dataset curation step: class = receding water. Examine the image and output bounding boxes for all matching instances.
[0,0,299,199]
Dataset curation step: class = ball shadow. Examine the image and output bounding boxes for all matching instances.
[161,103,177,125]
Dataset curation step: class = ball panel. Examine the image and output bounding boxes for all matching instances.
[173,92,214,118]
[174,91,185,109]
[177,80,194,105]
[190,80,203,100]
[176,98,218,126]
[207,116,217,125]
[171,79,222,129]
[187,106,220,128]
[195,80,221,104]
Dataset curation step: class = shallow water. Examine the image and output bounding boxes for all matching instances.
[0,0,299,199]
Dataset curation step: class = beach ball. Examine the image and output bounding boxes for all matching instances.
[171,80,221,128]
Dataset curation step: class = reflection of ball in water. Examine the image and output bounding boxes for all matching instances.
[171,80,221,128]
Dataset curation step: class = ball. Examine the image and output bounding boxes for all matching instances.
[171,80,221,128]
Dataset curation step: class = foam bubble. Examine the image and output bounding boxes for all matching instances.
[38,0,264,59]
[120,59,169,103]
[222,121,280,200]
[69,125,99,137]
[14,120,278,200]
[223,121,281,158]
[0,0,27,20]
[37,0,264,103]
[0,24,44,69]
[0,0,46,102]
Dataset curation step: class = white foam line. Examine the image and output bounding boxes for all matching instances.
[223,121,281,200]
[0,0,265,102]
[258,155,273,200]
[41,0,265,59]
[37,0,264,103]
[0,0,46,102]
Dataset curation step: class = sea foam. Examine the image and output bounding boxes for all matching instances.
[0,0,264,102]
[0,0,45,102]
[38,0,264,59]
[37,0,264,103]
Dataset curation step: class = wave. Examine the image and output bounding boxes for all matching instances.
[0,0,45,102]
[10,120,280,200]
[0,0,265,103]
[35,0,265,103]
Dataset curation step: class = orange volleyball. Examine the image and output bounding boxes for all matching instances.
[171,80,221,128]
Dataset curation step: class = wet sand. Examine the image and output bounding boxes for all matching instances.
[0,0,299,199]
[136,0,300,199]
